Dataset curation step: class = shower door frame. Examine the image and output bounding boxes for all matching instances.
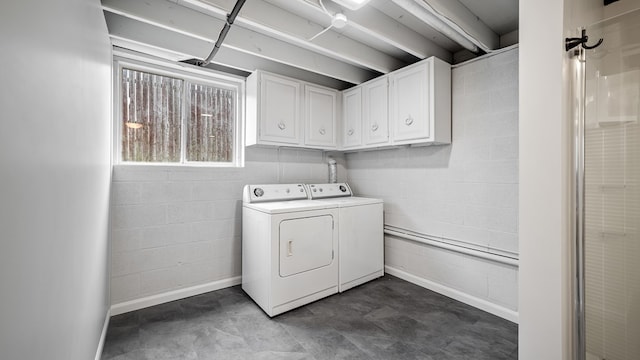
[571,41,587,360]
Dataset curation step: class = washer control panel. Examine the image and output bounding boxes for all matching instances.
[243,184,308,203]
[307,183,353,199]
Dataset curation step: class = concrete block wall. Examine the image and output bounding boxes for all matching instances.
[346,47,520,318]
[110,147,346,310]
[109,48,520,320]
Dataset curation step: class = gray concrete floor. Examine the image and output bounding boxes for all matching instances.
[102,275,517,359]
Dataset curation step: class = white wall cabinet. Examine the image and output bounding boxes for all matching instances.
[341,87,363,149]
[363,76,389,146]
[246,71,301,146]
[389,56,451,145]
[246,70,338,149]
[305,85,338,148]
[247,56,450,151]
[340,76,390,151]
[339,56,449,151]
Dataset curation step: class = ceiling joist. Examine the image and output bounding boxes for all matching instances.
[102,0,378,84]
[110,38,353,89]
[264,0,451,63]
[398,0,500,52]
[180,0,405,73]
[101,0,516,88]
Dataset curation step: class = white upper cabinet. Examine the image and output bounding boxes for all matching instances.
[246,71,301,146]
[340,76,389,151]
[389,57,451,145]
[246,70,338,149]
[341,87,363,149]
[246,56,450,151]
[304,85,338,149]
[363,76,389,146]
[390,64,428,142]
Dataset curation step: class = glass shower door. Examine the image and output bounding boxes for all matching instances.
[583,8,640,360]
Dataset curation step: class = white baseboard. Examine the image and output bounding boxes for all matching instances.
[110,276,242,316]
[95,308,111,360]
[384,265,519,324]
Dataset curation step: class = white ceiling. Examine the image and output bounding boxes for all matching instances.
[102,0,518,89]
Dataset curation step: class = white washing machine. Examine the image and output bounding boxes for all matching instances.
[307,183,384,292]
[242,183,339,317]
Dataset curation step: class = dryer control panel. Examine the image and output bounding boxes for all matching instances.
[307,183,353,199]
[243,184,308,203]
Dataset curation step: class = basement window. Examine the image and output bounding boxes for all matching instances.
[115,54,244,166]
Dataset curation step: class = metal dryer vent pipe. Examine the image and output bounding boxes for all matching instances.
[328,159,337,183]
[202,0,247,65]
[182,0,247,66]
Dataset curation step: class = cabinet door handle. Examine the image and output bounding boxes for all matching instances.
[371,123,379,132]
[405,116,414,126]
[347,129,354,136]
[277,121,286,130]
[319,127,326,135]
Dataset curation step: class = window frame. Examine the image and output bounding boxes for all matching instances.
[113,51,245,167]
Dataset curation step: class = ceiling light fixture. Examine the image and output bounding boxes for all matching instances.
[332,0,370,11]
[309,0,350,41]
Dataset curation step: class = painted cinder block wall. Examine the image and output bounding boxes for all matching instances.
[110,148,346,312]
[346,47,520,320]
[109,48,521,321]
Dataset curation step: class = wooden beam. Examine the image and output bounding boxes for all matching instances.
[416,0,499,51]
[104,11,363,88]
[179,0,406,73]
[102,0,377,84]
[265,0,450,62]
[338,5,452,61]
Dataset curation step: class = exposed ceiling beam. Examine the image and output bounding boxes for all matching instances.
[368,0,461,52]
[105,11,368,88]
[264,0,451,62]
[111,42,252,78]
[180,0,405,73]
[335,5,452,62]
[393,0,499,52]
[425,0,499,51]
[102,0,377,84]
[110,40,353,89]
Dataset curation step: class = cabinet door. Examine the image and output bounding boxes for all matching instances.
[342,87,362,148]
[305,85,337,148]
[259,73,301,145]
[390,63,430,143]
[363,77,389,146]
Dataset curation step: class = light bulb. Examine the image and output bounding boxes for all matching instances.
[332,13,348,29]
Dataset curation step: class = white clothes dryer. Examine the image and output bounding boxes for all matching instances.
[307,183,384,292]
[242,184,339,317]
